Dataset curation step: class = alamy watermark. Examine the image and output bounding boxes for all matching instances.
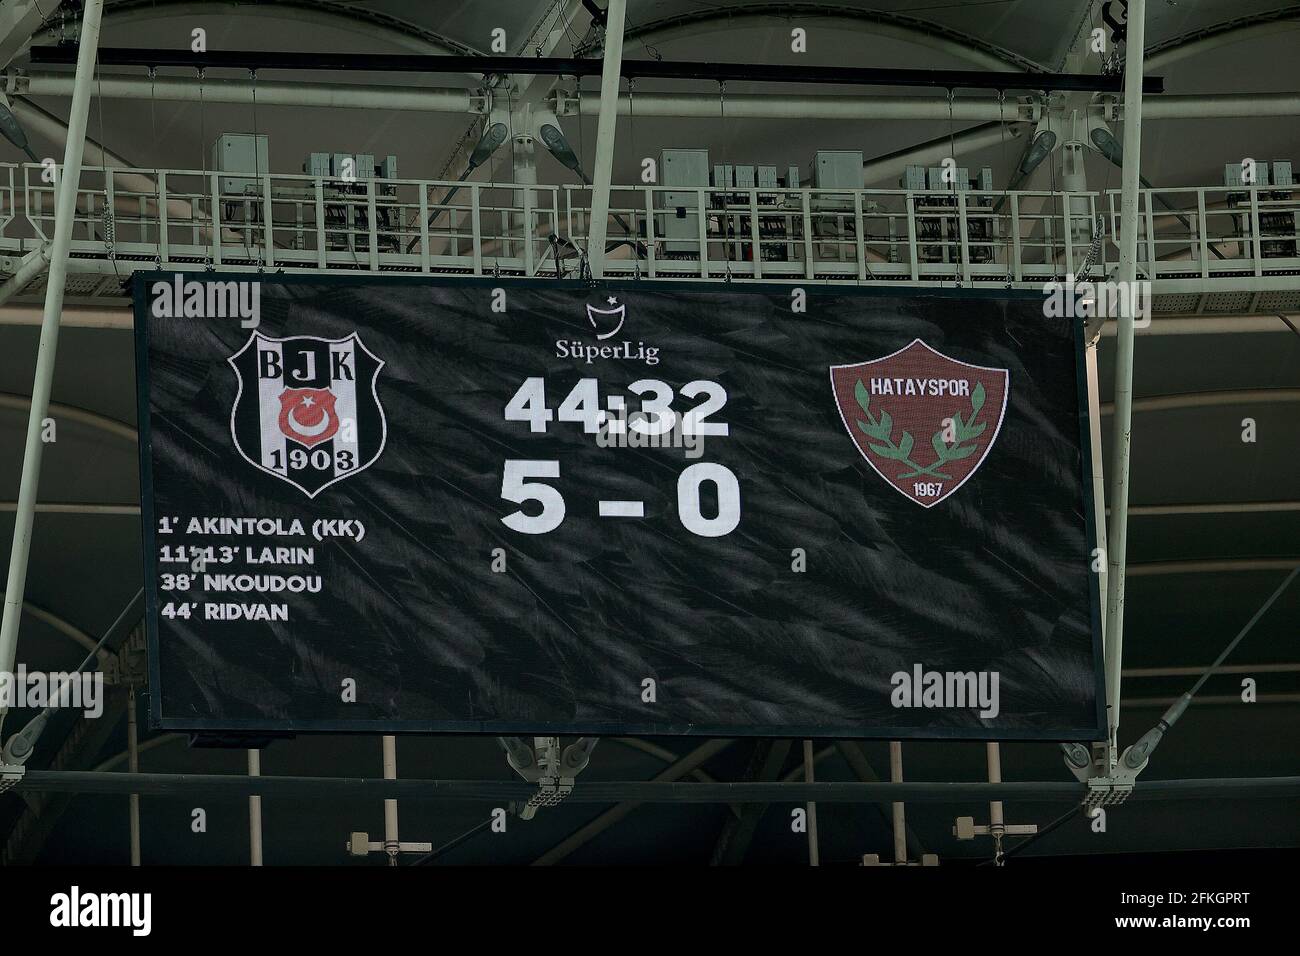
[595,406,704,459]
[150,275,261,328]
[0,667,103,719]
[1042,274,1152,327]
[890,664,1000,719]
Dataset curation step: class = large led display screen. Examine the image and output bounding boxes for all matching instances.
[135,274,1104,739]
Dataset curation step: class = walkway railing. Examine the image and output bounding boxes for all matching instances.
[1,163,1297,288]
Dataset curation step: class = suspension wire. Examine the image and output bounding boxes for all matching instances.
[198,67,211,268]
[628,77,640,279]
[198,68,205,177]
[718,79,731,280]
[94,54,120,279]
[250,68,262,267]
[946,87,957,168]
[149,66,161,267]
[1044,89,1060,274]
[947,88,959,288]
[998,90,1011,283]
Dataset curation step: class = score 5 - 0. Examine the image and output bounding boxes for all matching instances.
[499,376,740,538]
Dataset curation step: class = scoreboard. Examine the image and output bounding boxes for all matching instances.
[135,274,1104,739]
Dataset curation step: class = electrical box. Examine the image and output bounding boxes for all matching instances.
[661,148,710,254]
[301,151,327,178]
[786,166,800,188]
[712,164,735,189]
[977,166,994,192]
[757,165,779,189]
[1273,161,1293,187]
[1225,161,1271,187]
[812,150,863,189]
[379,155,399,179]
[734,165,756,189]
[663,149,710,188]
[902,165,928,191]
[211,133,270,195]
[355,153,376,180]
[927,166,970,191]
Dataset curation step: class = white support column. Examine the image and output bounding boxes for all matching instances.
[1103,0,1146,769]
[803,739,820,866]
[248,749,263,866]
[889,741,906,864]
[0,0,105,741]
[382,735,399,866]
[584,0,627,278]
[986,742,1004,836]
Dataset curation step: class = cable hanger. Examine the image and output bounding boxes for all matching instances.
[628,76,641,280]
[94,55,119,279]
[250,67,263,269]
[997,90,1011,286]
[198,66,212,269]
[717,79,732,282]
[148,66,161,268]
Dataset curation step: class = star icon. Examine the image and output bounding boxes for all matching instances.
[607,296,618,306]
[301,396,315,407]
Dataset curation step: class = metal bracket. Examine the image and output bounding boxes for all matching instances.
[1083,770,1138,810]
[549,88,578,117]
[0,762,24,793]
[500,736,598,820]
[346,832,432,859]
[862,853,940,867]
[953,817,1038,840]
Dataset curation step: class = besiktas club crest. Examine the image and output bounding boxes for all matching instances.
[228,332,386,497]
[830,339,1008,508]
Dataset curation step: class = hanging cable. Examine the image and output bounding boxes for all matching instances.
[946,88,960,286]
[628,76,641,279]
[198,67,212,269]
[718,79,731,281]
[997,90,1012,284]
[198,68,205,176]
[250,68,263,269]
[1044,89,1060,273]
[148,67,161,268]
[94,54,119,279]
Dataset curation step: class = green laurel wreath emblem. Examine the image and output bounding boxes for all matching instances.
[853,378,988,481]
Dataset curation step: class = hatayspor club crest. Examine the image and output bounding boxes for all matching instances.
[830,339,1008,508]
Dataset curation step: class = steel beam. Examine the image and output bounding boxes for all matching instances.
[0,0,105,741]
[16,71,479,112]
[28,47,1163,93]
[583,0,626,279]
[0,393,137,442]
[1100,388,1300,415]
[532,736,731,866]
[14,772,1300,803]
[709,738,792,865]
